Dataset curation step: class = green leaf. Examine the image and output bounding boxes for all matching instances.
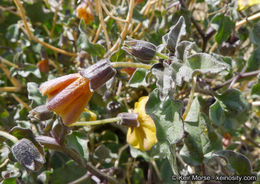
[110,49,126,62]
[247,48,260,72]
[205,150,253,176]
[187,53,229,73]
[163,16,186,52]
[50,160,86,184]
[151,63,175,100]
[184,96,200,122]
[17,64,41,78]
[77,19,105,60]
[146,89,184,145]
[10,126,44,155]
[250,21,260,47]
[175,41,195,62]
[128,68,149,88]
[3,177,17,184]
[180,98,222,166]
[129,146,150,161]
[211,13,235,44]
[146,89,183,175]
[65,131,89,162]
[37,169,53,184]
[27,82,46,107]
[94,144,117,164]
[175,53,229,85]
[252,81,260,98]
[157,159,178,184]
[210,89,250,134]
[24,2,53,23]
[5,24,20,43]
[0,109,9,119]
[209,100,224,127]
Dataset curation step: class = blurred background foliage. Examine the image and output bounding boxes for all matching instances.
[0,0,260,183]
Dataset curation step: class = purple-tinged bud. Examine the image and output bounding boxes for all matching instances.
[28,105,54,121]
[118,113,140,127]
[11,138,45,172]
[122,39,157,63]
[80,59,116,91]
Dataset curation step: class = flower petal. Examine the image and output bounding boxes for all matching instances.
[127,96,157,151]
[59,90,93,125]
[133,96,148,114]
[46,76,90,113]
[40,73,80,96]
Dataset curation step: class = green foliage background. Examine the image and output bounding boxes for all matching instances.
[0,0,260,183]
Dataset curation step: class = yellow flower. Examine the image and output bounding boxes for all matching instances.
[40,73,93,125]
[127,96,157,151]
[238,0,260,11]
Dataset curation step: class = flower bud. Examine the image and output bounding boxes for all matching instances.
[118,113,140,127]
[28,105,54,121]
[80,59,116,91]
[11,138,45,172]
[122,39,156,63]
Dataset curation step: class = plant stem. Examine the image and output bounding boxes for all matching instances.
[11,93,31,111]
[36,136,118,183]
[0,62,22,89]
[155,51,169,60]
[0,130,18,144]
[213,70,260,90]
[104,0,135,57]
[0,56,19,68]
[236,12,260,30]
[13,0,77,57]
[111,62,152,70]
[182,76,197,120]
[95,0,111,49]
[69,117,121,127]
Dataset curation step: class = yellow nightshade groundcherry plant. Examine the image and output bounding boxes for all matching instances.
[39,59,157,151]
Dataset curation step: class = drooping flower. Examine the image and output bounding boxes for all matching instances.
[40,60,116,126]
[40,73,94,125]
[126,96,157,151]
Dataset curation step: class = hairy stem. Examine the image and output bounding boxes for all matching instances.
[155,51,169,60]
[213,70,260,90]
[0,130,18,144]
[36,136,118,183]
[69,117,121,127]
[182,76,197,120]
[111,62,152,70]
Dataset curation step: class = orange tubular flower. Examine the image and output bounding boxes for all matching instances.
[40,60,116,126]
[40,73,93,125]
[127,96,157,151]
